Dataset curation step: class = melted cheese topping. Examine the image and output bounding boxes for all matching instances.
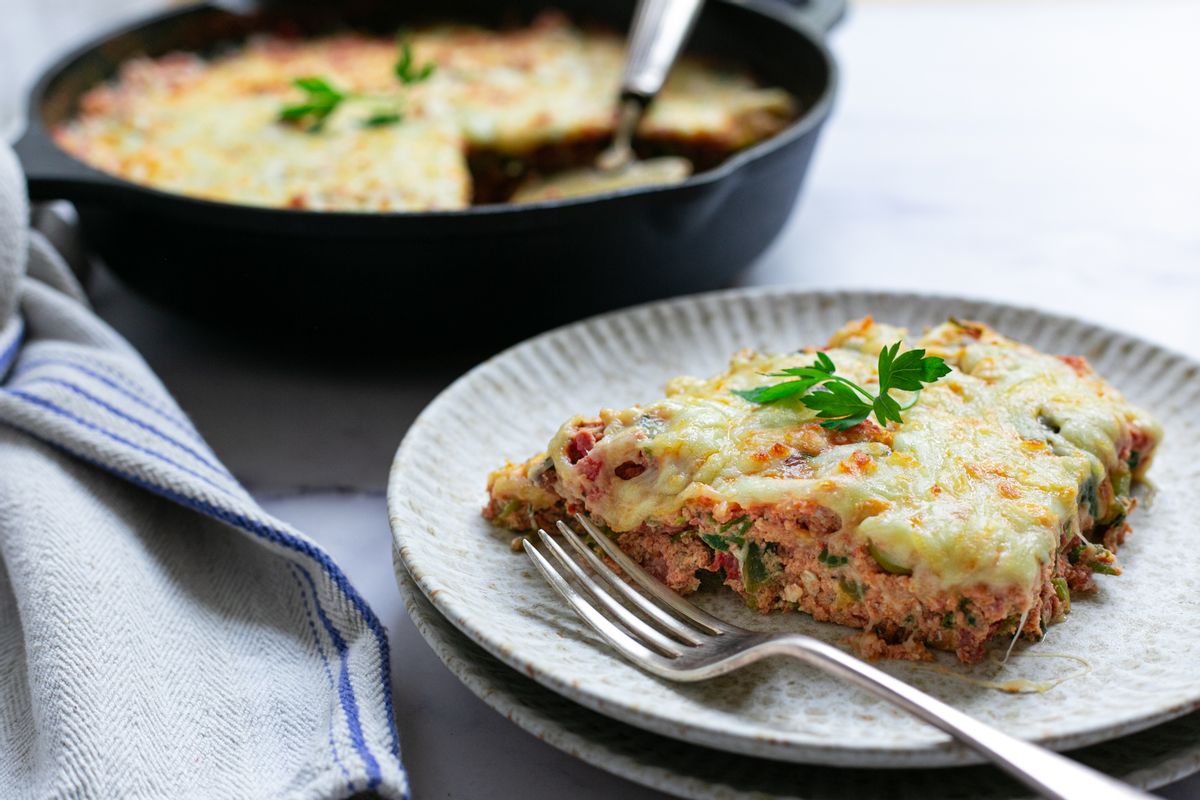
[53,15,795,211]
[548,319,1161,592]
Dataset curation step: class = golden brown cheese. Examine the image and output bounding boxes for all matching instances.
[545,319,1161,594]
[53,15,796,211]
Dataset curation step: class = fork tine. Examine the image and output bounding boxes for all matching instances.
[556,520,706,645]
[537,530,684,657]
[575,514,730,634]
[522,539,678,671]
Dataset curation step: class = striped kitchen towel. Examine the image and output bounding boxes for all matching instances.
[0,142,407,799]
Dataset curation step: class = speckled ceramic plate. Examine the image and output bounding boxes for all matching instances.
[387,289,1200,767]
[393,558,1200,798]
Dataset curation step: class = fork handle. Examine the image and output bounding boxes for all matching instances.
[761,635,1150,800]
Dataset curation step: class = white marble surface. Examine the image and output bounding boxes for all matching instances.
[5,0,1200,797]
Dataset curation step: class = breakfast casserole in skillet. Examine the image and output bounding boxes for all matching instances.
[53,12,796,211]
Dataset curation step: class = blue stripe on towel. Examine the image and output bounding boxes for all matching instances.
[289,564,355,792]
[16,376,232,479]
[0,394,404,791]
[296,565,381,788]
[14,356,203,443]
[0,319,24,378]
[6,390,237,497]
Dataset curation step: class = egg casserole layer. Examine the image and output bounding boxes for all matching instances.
[53,13,796,211]
[485,318,1162,663]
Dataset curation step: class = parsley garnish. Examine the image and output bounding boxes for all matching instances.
[394,40,436,84]
[732,342,951,430]
[279,77,347,131]
[363,111,404,127]
[279,38,434,132]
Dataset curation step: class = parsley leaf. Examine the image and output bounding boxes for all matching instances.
[800,381,872,430]
[290,77,330,95]
[279,76,346,131]
[733,341,951,429]
[730,364,835,404]
[872,391,904,427]
[363,111,403,127]
[886,345,953,390]
[814,351,836,374]
[732,379,819,404]
[280,39,435,133]
[395,41,436,85]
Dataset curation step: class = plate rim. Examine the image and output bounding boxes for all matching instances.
[387,286,1200,767]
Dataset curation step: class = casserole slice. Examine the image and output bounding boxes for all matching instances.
[485,317,1161,663]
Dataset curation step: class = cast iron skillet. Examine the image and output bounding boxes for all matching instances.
[14,0,843,343]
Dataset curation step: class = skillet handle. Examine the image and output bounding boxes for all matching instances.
[774,0,846,34]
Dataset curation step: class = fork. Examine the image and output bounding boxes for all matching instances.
[523,514,1150,800]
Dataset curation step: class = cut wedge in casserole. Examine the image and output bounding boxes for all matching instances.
[485,317,1162,663]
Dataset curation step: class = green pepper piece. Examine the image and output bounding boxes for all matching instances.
[719,515,748,533]
[838,578,863,601]
[743,542,769,593]
[1052,577,1071,613]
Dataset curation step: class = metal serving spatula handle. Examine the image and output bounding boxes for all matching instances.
[599,0,705,171]
[623,0,705,98]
